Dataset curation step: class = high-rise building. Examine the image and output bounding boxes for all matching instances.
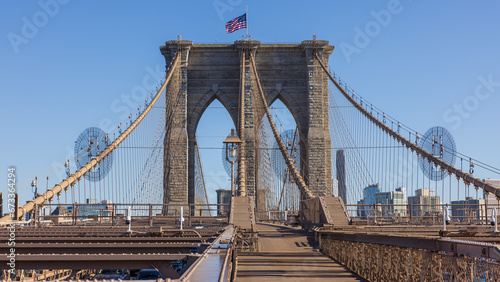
[358,185,407,217]
[408,189,441,217]
[374,188,407,216]
[394,187,407,216]
[41,206,52,216]
[484,179,500,218]
[359,184,380,217]
[336,150,346,204]
[451,197,485,222]
[363,184,380,205]
[216,189,232,216]
[76,199,113,217]
[395,187,407,199]
[356,199,366,217]
[415,189,431,197]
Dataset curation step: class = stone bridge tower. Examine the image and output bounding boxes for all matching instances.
[160,39,334,212]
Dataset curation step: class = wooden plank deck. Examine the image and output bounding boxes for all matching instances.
[235,223,365,281]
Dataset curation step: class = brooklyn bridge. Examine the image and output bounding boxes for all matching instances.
[1,37,500,281]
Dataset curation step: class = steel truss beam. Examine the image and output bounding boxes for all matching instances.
[318,231,500,260]
[7,253,192,270]
[319,234,500,281]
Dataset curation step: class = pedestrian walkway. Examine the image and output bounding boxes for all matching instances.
[235,223,364,281]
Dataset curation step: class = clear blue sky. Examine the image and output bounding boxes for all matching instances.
[1,1,500,205]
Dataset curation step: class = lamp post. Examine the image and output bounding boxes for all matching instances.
[223,128,242,197]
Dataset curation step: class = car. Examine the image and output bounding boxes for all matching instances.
[171,260,187,272]
[189,247,199,254]
[136,269,163,280]
[95,269,130,280]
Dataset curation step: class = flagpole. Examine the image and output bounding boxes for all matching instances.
[246,5,248,36]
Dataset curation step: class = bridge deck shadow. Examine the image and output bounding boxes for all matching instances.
[235,223,365,281]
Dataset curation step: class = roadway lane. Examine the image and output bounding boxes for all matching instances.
[235,223,365,281]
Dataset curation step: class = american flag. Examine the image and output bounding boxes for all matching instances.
[225,13,247,33]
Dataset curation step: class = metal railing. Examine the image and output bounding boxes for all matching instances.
[346,203,499,225]
[22,203,230,226]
